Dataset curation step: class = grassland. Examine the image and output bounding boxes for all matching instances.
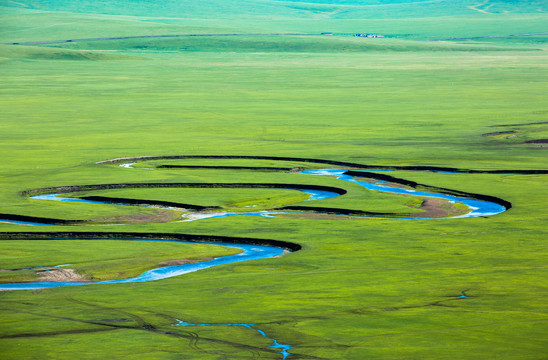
[0,240,240,283]
[1,1,547,359]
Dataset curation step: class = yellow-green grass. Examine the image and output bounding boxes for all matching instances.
[69,187,311,210]
[1,3,547,359]
[0,240,240,282]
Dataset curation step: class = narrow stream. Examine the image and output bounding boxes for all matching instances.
[0,162,518,358]
[0,167,506,291]
[1,168,506,225]
[0,240,285,290]
[175,319,294,359]
[301,169,506,218]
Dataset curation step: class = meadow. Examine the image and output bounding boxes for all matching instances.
[1,1,547,359]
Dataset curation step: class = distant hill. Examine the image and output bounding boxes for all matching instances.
[2,0,547,44]
[3,0,547,19]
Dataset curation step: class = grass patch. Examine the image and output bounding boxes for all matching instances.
[0,239,240,282]
[0,44,139,61]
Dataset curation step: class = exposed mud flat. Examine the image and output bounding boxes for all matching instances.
[409,198,467,218]
[0,235,292,290]
[37,268,88,282]
[3,156,541,290]
[381,182,415,190]
[353,177,379,183]
[92,210,183,224]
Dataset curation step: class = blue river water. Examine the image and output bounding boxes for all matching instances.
[0,166,512,359]
[4,167,505,222]
[30,193,108,204]
[301,169,506,218]
[175,319,294,359]
[0,240,284,290]
[178,188,340,221]
[0,168,506,291]
[0,220,53,226]
[0,168,506,225]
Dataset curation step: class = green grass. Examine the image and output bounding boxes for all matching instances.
[69,187,312,210]
[0,240,240,282]
[40,35,535,53]
[0,2,547,359]
[2,3,548,43]
[3,0,547,20]
[63,177,427,214]
[0,44,139,61]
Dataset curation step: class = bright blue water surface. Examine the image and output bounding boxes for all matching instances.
[299,188,340,201]
[19,169,506,221]
[301,169,506,218]
[0,166,511,358]
[30,193,106,204]
[1,168,507,290]
[0,240,284,290]
[0,220,52,226]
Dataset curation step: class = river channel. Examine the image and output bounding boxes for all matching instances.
[0,167,507,291]
[0,160,523,359]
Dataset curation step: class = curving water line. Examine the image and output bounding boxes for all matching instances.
[0,240,285,291]
[175,319,294,359]
[0,158,528,358]
[0,162,510,291]
[301,169,506,218]
[1,166,507,226]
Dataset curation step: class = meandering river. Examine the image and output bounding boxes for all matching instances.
[0,241,284,290]
[0,165,507,291]
[1,157,535,359]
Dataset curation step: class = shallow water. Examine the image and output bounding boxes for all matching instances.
[175,319,294,359]
[0,163,515,360]
[0,240,284,290]
[0,219,52,226]
[30,193,108,204]
[179,210,284,222]
[1,167,507,290]
[3,168,507,226]
[299,188,340,201]
[301,169,506,218]
[26,187,342,223]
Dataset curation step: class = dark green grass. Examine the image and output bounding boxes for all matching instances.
[39,35,534,53]
[0,44,140,61]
